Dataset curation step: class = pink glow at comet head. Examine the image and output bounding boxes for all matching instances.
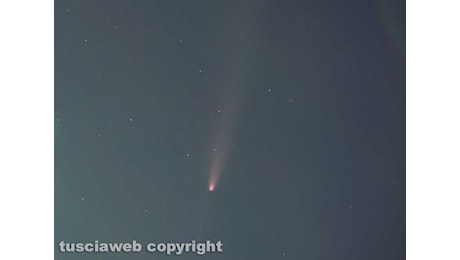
[209,184,214,191]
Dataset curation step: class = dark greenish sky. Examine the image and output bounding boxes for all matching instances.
[55,0,405,259]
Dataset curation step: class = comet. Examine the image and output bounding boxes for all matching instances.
[206,11,257,191]
[209,110,233,191]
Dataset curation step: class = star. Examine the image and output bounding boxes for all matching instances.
[267,88,272,93]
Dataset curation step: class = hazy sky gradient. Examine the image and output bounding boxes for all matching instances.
[55,1,405,259]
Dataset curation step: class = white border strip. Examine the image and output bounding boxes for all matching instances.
[0,0,53,259]
[407,0,460,259]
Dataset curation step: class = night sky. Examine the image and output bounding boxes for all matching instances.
[55,0,405,259]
